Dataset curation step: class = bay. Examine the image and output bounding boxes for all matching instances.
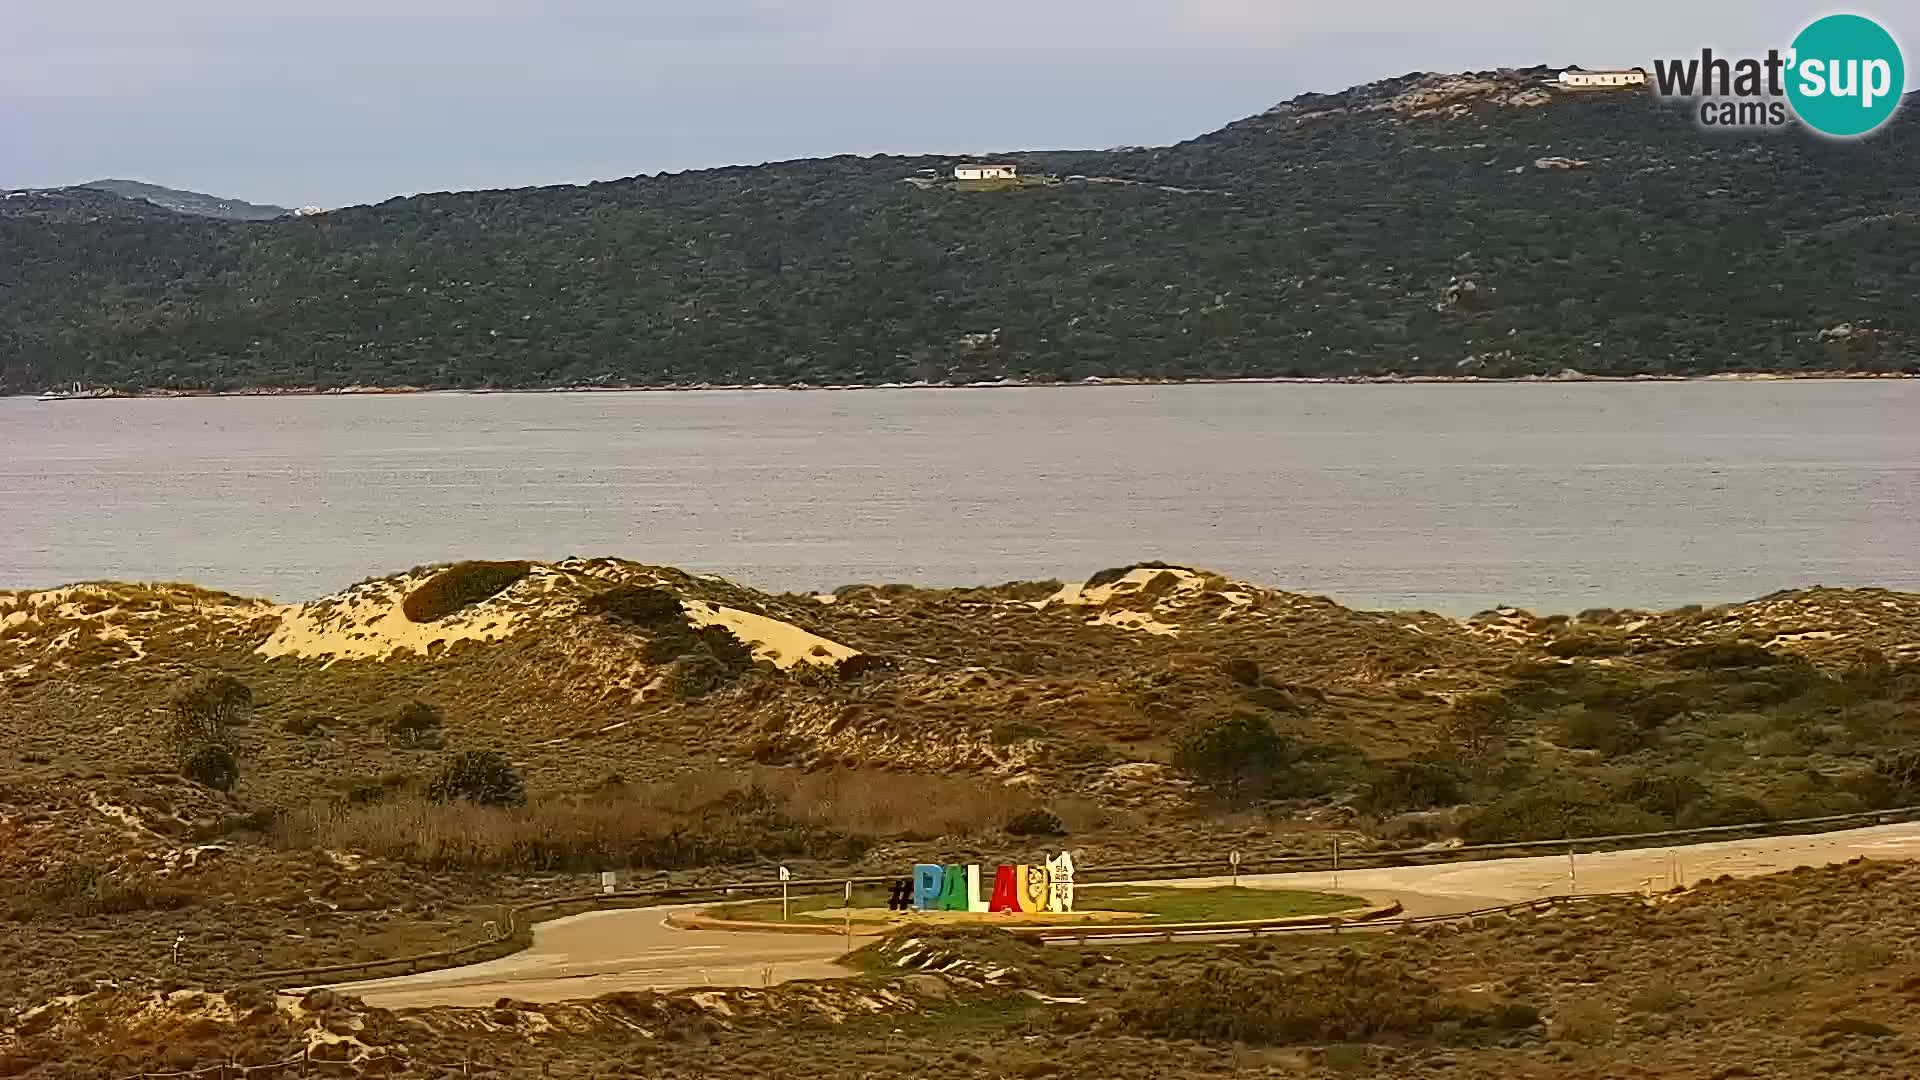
[2,382,1914,615]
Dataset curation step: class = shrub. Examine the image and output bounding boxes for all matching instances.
[1545,635,1628,658]
[1174,712,1318,805]
[837,653,894,680]
[1085,561,1188,590]
[15,863,193,920]
[1440,693,1515,762]
[1118,955,1536,1045]
[167,674,251,762]
[1460,783,1667,843]
[1854,749,1920,808]
[1358,759,1467,816]
[1668,642,1784,669]
[386,700,445,748]
[1005,809,1066,837]
[1625,692,1690,729]
[1562,709,1648,756]
[1674,795,1771,829]
[670,654,732,699]
[580,585,685,628]
[282,714,327,736]
[401,561,532,623]
[181,746,239,793]
[1614,771,1709,818]
[426,750,527,807]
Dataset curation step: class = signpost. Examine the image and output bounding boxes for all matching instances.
[778,865,792,922]
[1229,850,1241,887]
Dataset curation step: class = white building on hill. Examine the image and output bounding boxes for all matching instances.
[954,163,1019,181]
[1559,69,1648,88]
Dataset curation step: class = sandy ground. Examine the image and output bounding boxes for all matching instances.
[327,822,1920,1009]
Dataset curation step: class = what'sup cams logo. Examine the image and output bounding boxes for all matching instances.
[1652,13,1905,137]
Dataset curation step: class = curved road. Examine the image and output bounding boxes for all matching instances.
[332,821,1920,1009]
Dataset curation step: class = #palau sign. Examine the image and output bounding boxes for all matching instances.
[892,851,1076,913]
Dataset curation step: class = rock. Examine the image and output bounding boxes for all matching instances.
[900,974,951,1001]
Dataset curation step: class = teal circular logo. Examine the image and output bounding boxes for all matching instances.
[1786,14,1905,137]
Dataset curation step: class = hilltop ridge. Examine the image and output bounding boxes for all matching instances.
[3,64,1916,394]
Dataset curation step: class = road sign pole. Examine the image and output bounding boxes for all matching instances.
[1229,850,1241,887]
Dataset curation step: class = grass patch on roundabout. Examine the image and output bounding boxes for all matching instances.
[703,885,1367,926]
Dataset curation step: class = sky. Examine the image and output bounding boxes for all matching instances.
[4,1,1915,209]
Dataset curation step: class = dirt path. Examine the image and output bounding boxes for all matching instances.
[329,821,1920,1008]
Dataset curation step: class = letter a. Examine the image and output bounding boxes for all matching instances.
[989,865,1020,913]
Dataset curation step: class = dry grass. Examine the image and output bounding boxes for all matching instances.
[274,767,1051,872]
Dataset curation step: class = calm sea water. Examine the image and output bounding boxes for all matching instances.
[2,383,1915,615]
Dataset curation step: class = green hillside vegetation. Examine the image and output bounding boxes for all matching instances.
[2,68,1916,394]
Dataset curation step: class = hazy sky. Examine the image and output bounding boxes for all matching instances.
[4,2,1913,208]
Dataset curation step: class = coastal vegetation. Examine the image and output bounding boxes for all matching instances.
[4,68,1916,395]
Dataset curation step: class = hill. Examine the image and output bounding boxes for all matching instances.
[2,556,1919,1016]
[0,181,290,225]
[76,180,291,221]
[2,67,1916,394]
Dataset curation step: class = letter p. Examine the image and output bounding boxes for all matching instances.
[913,863,945,911]
[1862,59,1891,109]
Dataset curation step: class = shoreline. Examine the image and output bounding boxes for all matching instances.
[16,369,1919,401]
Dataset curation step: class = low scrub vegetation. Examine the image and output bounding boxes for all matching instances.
[274,767,1068,872]
[400,561,532,622]
[1118,954,1538,1045]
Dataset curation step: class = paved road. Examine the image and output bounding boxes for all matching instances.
[331,905,855,1009]
[331,821,1920,1008]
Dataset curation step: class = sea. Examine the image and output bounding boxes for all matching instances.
[3,381,1914,615]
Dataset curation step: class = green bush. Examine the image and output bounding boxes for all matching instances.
[181,746,239,792]
[167,673,252,763]
[1614,771,1709,818]
[1625,692,1690,729]
[1674,795,1771,829]
[1440,693,1515,762]
[1174,712,1320,805]
[1545,636,1628,658]
[1358,759,1467,816]
[1562,709,1648,756]
[426,750,527,807]
[386,700,445,748]
[1118,955,1537,1045]
[580,585,686,628]
[1668,643,1784,669]
[14,863,193,920]
[1460,784,1667,843]
[401,561,532,623]
[1005,809,1066,837]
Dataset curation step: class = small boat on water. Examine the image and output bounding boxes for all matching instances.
[36,382,90,401]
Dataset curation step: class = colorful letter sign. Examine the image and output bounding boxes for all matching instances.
[912,854,1077,915]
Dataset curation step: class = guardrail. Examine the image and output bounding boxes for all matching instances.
[234,803,1920,990]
